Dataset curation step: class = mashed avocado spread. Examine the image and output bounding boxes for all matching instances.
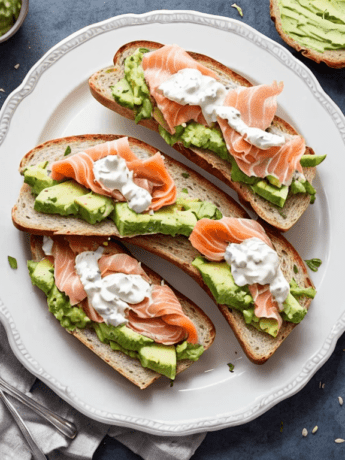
[111,48,321,208]
[0,0,21,37]
[278,0,345,53]
[28,258,205,379]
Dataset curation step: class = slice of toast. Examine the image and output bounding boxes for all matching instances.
[89,40,317,232]
[29,234,215,389]
[12,134,248,236]
[270,0,345,69]
[119,225,314,364]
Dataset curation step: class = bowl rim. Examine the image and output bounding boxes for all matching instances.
[0,0,29,43]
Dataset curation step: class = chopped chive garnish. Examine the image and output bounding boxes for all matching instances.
[64,146,71,156]
[305,258,322,272]
[227,363,235,373]
[293,265,298,274]
[182,188,188,194]
[182,172,190,179]
[8,256,17,269]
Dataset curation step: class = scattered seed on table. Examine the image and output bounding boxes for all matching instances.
[335,439,345,444]
[312,426,318,434]
[302,428,308,437]
[14,64,20,69]
[339,397,343,406]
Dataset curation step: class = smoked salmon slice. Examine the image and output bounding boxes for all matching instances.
[217,82,305,185]
[127,285,198,344]
[142,44,218,133]
[189,217,273,262]
[49,237,197,345]
[50,137,177,211]
[190,217,283,332]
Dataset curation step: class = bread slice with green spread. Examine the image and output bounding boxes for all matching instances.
[119,225,315,365]
[88,40,326,232]
[12,134,248,237]
[29,234,215,389]
[270,0,345,69]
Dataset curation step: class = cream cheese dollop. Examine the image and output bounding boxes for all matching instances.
[224,237,289,308]
[93,155,152,214]
[42,236,54,255]
[158,68,285,150]
[75,248,152,327]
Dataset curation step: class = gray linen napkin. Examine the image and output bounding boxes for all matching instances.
[0,323,206,459]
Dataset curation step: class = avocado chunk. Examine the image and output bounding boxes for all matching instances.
[176,341,204,361]
[281,293,307,323]
[289,278,316,298]
[75,192,115,224]
[251,180,289,208]
[94,323,154,351]
[113,201,198,237]
[178,198,222,221]
[23,162,59,195]
[300,154,326,167]
[266,175,282,188]
[251,317,280,337]
[35,180,88,216]
[27,258,55,295]
[192,257,253,310]
[138,343,177,380]
[230,158,259,185]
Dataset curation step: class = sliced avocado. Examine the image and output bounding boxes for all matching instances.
[34,180,88,216]
[27,258,54,295]
[290,180,307,194]
[192,256,253,310]
[251,180,289,208]
[111,78,135,109]
[176,341,204,361]
[230,158,258,185]
[266,175,282,188]
[178,198,222,220]
[138,343,177,380]
[300,154,327,167]
[281,293,308,323]
[23,162,59,195]
[75,192,115,224]
[113,202,198,237]
[108,340,139,359]
[252,317,280,337]
[93,323,154,351]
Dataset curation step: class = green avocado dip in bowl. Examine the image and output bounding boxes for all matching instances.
[0,0,28,43]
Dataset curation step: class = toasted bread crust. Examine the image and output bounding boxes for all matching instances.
[30,235,215,389]
[270,0,345,69]
[89,40,317,231]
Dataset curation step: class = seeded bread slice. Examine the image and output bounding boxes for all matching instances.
[118,224,314,365]
[89,40,317,232]
[12,134,248,236]
[29,234,215,389]
[270,0,345,69]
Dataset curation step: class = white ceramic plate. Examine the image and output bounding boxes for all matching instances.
[0,11,344,435]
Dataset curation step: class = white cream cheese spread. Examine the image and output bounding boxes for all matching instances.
[93,155,152,214]
[224,237,289,308]
[75,248,152,326]
[42,236,54,255]
[158,68,285,150]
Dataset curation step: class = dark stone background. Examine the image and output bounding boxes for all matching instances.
[1,1,344,459]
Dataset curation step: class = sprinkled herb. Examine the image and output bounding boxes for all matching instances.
[8,256,17,269]
[170,380,174,387]
[231,3,243,17]
[182,188,188,194]
[305,258,322,272]
[182,172,190,179]
[278,210,287,219]
[293,265,298,274]
[227,363,235,373]
[64,146,71,156]
[280,421,283,433]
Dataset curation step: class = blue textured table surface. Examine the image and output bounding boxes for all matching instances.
[1,1,345,459]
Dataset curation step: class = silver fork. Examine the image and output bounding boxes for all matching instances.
[0,388,47,460]
[0,376,77,439]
